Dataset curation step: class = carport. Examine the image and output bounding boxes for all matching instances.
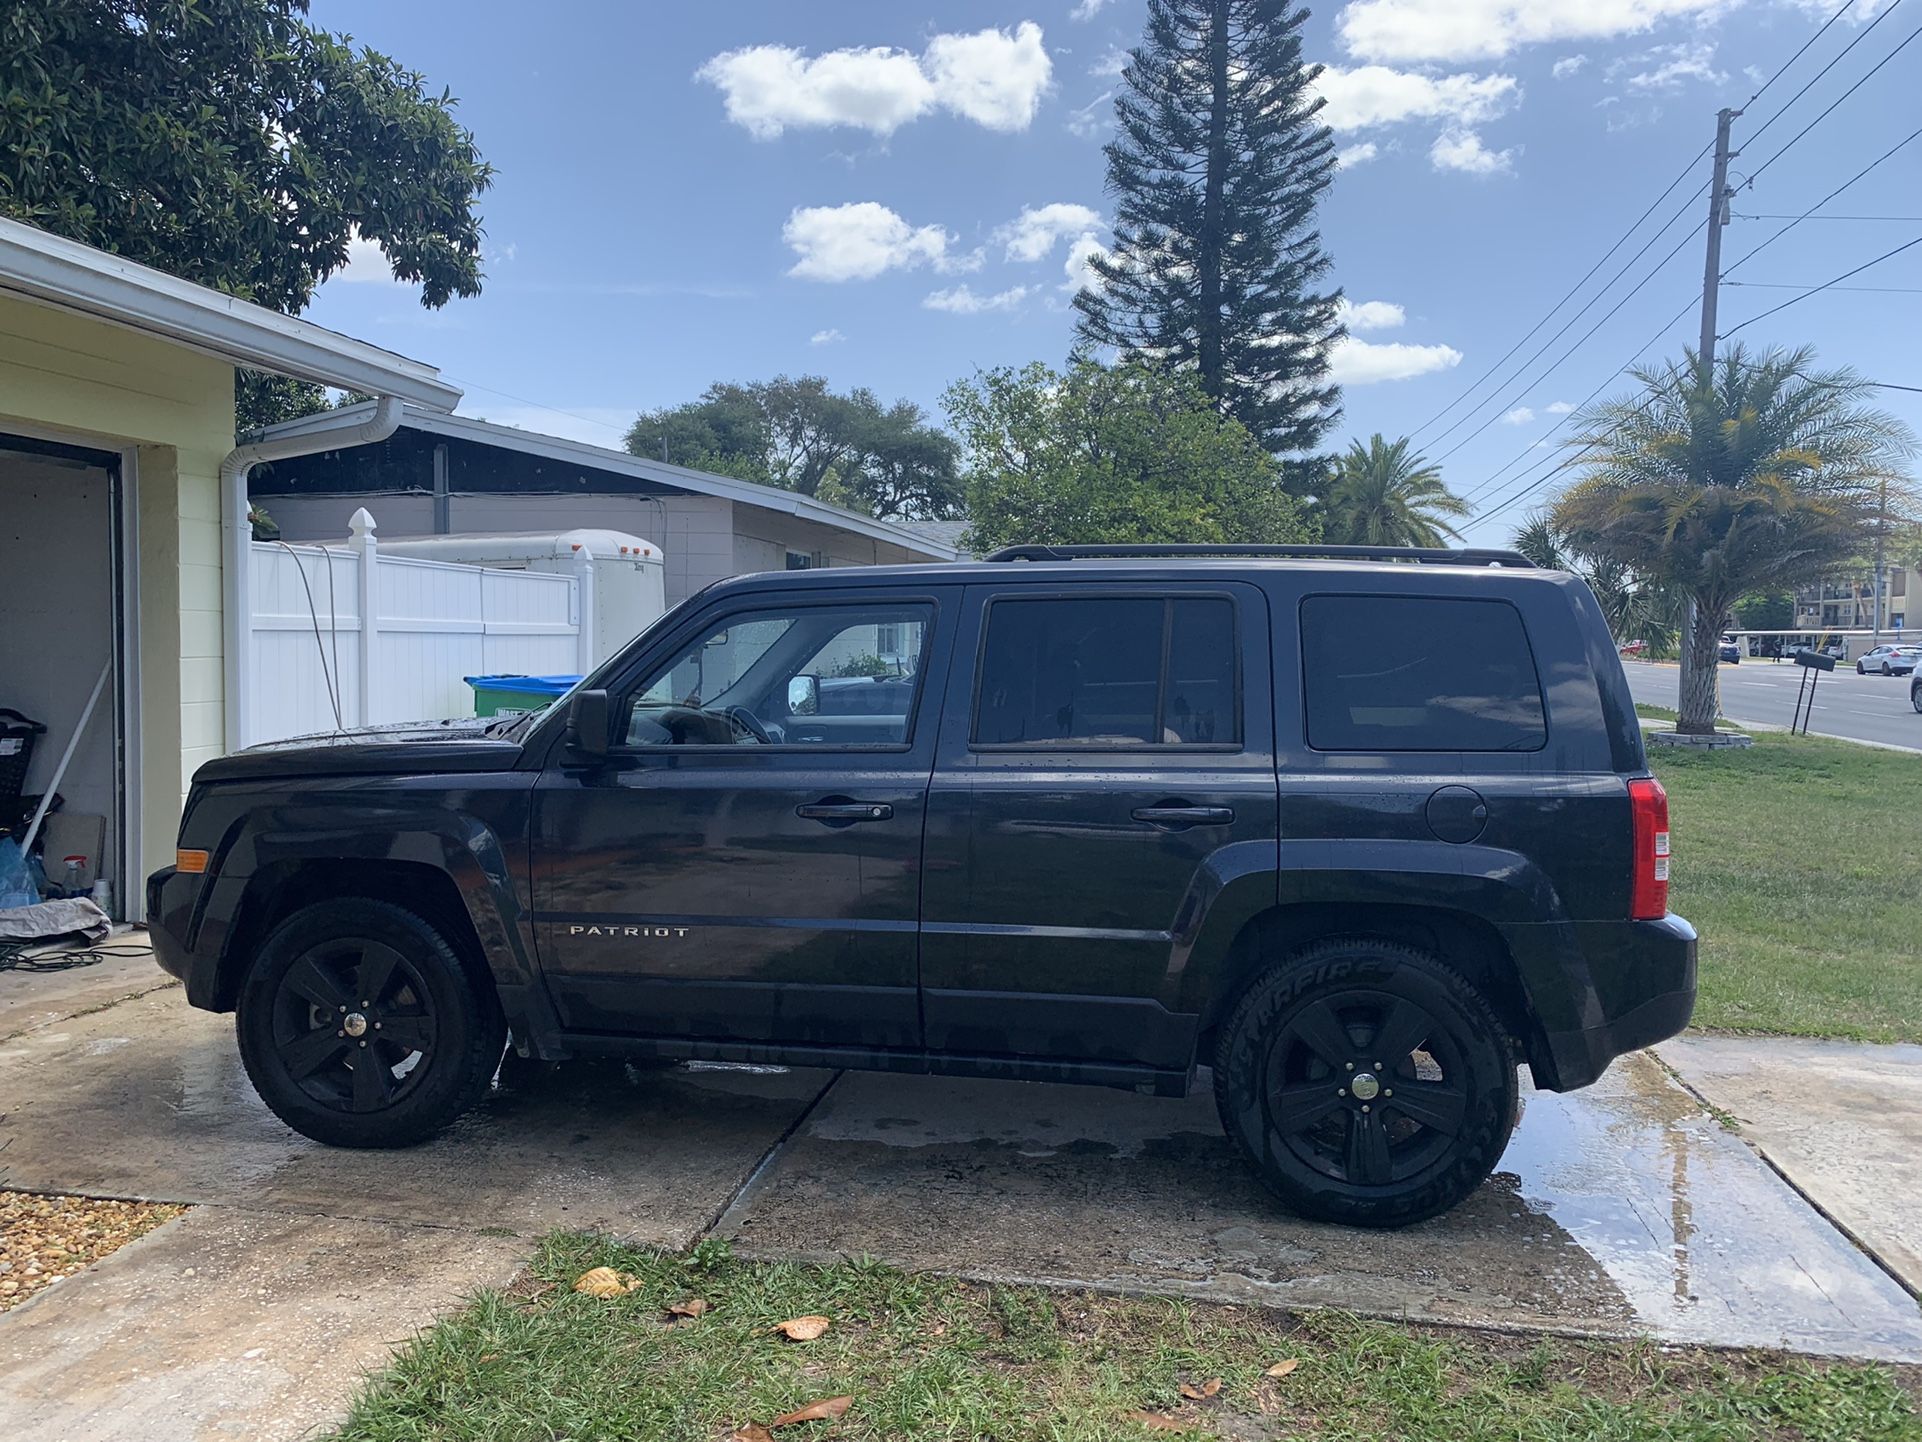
[0,218,460,916]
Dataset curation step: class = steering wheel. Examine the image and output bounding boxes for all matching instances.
[724,705,774,744]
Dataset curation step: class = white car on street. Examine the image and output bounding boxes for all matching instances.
[1855,644,1921,676]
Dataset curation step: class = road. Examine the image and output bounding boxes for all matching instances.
[1624,657,1922,750]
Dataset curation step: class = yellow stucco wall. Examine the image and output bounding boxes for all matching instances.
[0,292,233,884]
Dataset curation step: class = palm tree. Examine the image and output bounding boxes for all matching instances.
[1513,512,1685,658]
[1553,344,1913,735]
[1320,434,1469,548]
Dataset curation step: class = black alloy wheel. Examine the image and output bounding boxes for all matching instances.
[1214,939,1518,1228]
[237,899,504,1147]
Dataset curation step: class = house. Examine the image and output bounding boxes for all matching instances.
[245,405,962,608]
[0,217,461,917]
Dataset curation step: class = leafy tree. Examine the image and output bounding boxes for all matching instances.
[2,1,492,432]
[626,377,963,521]
[235,376,377,432]
[1734,591,1795,632]
[1553,345,1914,734]
[1075,0,1342,459]
[1319,435,1469,548]
[943,357,1314,553]
[1514,513,1686,658]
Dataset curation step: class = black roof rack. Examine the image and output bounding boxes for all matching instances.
[982,543,1536,568]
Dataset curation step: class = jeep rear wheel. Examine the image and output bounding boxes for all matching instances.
[236,899,504,1148]
[1213,939,1518,1228]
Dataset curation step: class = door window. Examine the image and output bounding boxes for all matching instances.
[623,602,932,747]
[973,595,1240,747]
[1300,594,1546,752]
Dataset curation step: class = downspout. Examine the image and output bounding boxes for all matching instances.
[219,395,406,752]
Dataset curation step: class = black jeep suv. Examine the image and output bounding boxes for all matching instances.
[149,544,1694,1228]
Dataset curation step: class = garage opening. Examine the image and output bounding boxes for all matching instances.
[0,434,130,921]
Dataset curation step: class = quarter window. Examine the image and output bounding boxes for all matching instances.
[973,596,1240,747]
[1301,594,1546,752]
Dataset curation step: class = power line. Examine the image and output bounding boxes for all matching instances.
[1411,0,1870,454]
[1719,235,1922,337]
[1727,281,1922,294]
[1746,13,1922,183]
[1732,213,1922,222]
[1721,123,1922,276]
[1739,0,1903,153]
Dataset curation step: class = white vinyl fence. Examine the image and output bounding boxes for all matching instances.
[244,508,592,746]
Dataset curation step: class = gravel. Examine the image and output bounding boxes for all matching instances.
[0,1190,187,1310]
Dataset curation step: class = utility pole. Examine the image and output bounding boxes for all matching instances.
[1682,106,1741,724]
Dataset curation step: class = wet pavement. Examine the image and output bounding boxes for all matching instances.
[2,960,1920,1439]
[1659,1034,1922,1299]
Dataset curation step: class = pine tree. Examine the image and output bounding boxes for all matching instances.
[1075,0,1342,459]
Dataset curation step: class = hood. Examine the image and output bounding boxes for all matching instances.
[193,716,527,783]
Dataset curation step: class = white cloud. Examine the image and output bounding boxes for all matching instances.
[1312,64,1518,132]
[1063,232,1110,293]
[1337,140,1380,166]
[1089,46,1129,77]
[810,328,846,346]
[997,203,1105,262]
[1430,127,1518,174]
[1072,0,1116,19]
[783,202,970,282]
[924,23,1054,131]
[698,23,1050,138]
[1329,337,1464,384]
[1546,399,1575,413]
[1503,406,1535,425]
[333,230,405,286]
[1335,0,1730,64]
[1337,298,1406,332]
[1552,54,1589,78]
[1624,41,1726,89]
[922,284,1033,314]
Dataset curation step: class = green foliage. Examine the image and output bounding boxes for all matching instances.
[1,0,492,316]
[626,377,962,521]
[943,357,1315,554]
[1075,0,1343,458]
[1734,591,1795,631]
[830,653,895,680]
[235,374,377,433]
[1319,435,1469,548]
[1514,510,1687,658]
[1553,344,1915,733]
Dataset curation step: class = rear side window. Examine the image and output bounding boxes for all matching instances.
[1301,594,1546,752]
[974,596,1240,746]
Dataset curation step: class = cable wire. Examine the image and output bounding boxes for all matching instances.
[1721,122,1922,276]
[1746,13,1922,183]
[1720,235,1922,337]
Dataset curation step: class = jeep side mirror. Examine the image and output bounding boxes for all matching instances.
[787,674,820,716]
[566,688,611,755]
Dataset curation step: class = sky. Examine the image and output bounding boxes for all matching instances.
[301,0,1922,548]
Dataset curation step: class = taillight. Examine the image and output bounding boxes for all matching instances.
[1628,777,1670,920]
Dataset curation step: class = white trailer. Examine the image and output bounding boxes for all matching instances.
[377,527,667,666]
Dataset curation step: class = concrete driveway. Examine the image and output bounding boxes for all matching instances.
[3,955,1920,1440]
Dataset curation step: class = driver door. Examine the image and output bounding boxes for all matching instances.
[533,590,946,1049]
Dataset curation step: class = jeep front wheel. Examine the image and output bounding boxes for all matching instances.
[236,899,504,1148]
[1213,939,1518,1228]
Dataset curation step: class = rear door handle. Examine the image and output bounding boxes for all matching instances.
[796,801,894,823]
[1131,805,1235,830]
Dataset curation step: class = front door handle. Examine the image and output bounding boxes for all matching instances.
[1131,805,1235,830]
[796,801,894,824]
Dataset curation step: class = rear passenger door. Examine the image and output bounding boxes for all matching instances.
[918,582,1277,1069]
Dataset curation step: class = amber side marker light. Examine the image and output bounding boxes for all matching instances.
[175,849,209,874]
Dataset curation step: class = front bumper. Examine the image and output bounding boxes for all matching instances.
[147,864,225,1007]
[1540,912,1697,1090]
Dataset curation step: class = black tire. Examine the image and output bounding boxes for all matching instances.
[1213,939,1518,1228]
[1882,663,1892,676]
[1912,683,1922,713]
[1857,662,1866,674]
[236,899,505,1148]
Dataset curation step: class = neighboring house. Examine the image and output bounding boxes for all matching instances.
[247,406,962,608]
[1794,567,1912,633]
[0,217,460,916]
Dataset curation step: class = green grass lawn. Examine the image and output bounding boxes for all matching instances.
[332,1235,1920,1442]
[1638,710,1922,1042]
